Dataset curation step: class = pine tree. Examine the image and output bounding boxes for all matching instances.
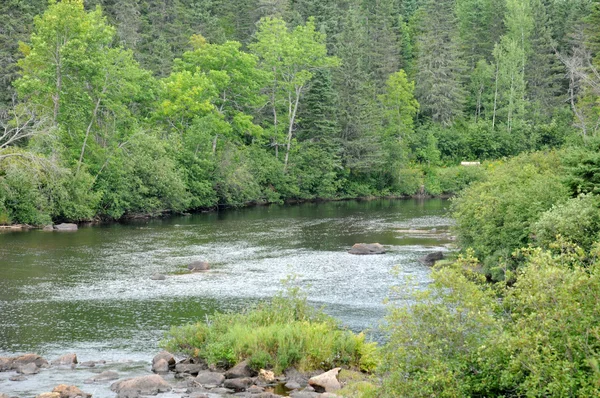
[297,69,340,142]
[415,0,466,125]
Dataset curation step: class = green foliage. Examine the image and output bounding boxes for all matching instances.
[381,246,600,397]
[451,151,570,278]
[162,281,379,373]
[427,164,487,195]
[533,193,600,253]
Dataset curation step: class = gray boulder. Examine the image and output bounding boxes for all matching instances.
[52,353,78,366]
[188,261,210,272]
[150,273,167,281]
[54,223,78,231]
[110,375,171,397]
[419,251,444,266]
[308,368,341,393]
[175,362,205,375]
[152,359,169,374]
[223,377,253,392]
[17,362,40,375]
[348,243,386,255]
[194,371,225,386]
[224,360,254,379]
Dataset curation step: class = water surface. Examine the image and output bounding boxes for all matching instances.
[0,198,452,396]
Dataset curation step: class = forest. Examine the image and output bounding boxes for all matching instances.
[1,0,598,224]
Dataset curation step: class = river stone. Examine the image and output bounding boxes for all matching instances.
[419,251,444,266]
[12,353,49,369]
[150,273,167,281]
[52,384,91,398]
[36,393,60,398]
[9,375,28,381]
[247,385,265,393]
[175,363,205,375]
[210,387,234,395]
[110,374,171,397]
[52,353,78,366]
[152,359,169,374]
[258,369,275,383]
[308,368,341,393]
[285,381,302,390]
[0,357,12,371]
[223,377,253,392]
[254,393,283,398]
[224,360,254,379]
[289,391,321,398]
[194,371,225,386]
[0,393,9,398]
[188,261,210,272]
[42,225,54,231]
[348,243,386,255]
[17,362,40,375]
[54,223,78,231]
[79,361,96,368]
[152,351,175,368]
[84,370,120,383]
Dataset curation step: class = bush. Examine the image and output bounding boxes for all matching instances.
[451,151,570,279]
[161,281,379,373]
[434,164,487,194]
[533,194,600,253]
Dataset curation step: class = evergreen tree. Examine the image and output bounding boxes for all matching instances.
[415,0,466,125]
[297,69,340,142]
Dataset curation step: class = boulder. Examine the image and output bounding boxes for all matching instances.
[258,369,275,383]
[223,377,253,392]
[285,381,302,390]
[12,353,49,369]
[175,362,205,375]
[17,362,40,375]
[150,273,167,281]
[152,359,169,373]
[224,360,254,379]
[84,370,119,384]
[42,225,54,231]
[194,371,225,386]
[188,261,210,272]
[110,375,171,397]
[52,353,78,366]
[36,393,61,398]
[308,368,341,393]
[0,357,12,371]
[348,243,386,255]
[54,223,78,231]
[52,384,92,398]
[153,351,175,368]
[418,251,444,266]
[0,393,9,398]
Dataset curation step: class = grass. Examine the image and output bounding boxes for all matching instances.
[161,278,379,374]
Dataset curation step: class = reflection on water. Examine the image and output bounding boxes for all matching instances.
[0,199,452,396]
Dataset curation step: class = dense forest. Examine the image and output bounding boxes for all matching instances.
[1,0,599,224]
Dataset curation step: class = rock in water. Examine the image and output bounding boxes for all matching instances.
[84,370,119,384]
[17,362,40,375]
[54,223,78,231]
[223,377,253,392]
[12,353,49,369]
[419,251,444,266]
[36,393,61,398]
[348,243,386,255]
[52,353,78,366]
[308,368,341,393]
[188,261,210,272]
[110,375,171,397]
[152,351,175,369]
[150,273,167,280]
[52,384,92,398]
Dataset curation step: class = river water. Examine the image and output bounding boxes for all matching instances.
[0,198,452,397]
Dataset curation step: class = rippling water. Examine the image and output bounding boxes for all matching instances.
[0,198,452,396]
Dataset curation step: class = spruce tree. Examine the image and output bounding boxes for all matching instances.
[297,69,340,143]
[415,0,466,125]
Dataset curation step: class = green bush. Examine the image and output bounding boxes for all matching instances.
[533,194,600,253]
[434,164,487,194]
[161,282,379,373]
[451,151,570,279]
[396,167,423,195]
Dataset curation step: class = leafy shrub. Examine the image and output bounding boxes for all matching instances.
[451,151,570,278]
[396,167,423,195]
[533,194,600,253]
[434,164,487,194]
[162,282,379,373]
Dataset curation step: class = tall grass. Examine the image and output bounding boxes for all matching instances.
[161,279,379,373]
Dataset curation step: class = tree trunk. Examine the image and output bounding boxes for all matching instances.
[284,87,302,171]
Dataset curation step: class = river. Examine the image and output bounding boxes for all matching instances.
[0,198,452,397]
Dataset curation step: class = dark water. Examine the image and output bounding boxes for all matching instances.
[0,198,452,396]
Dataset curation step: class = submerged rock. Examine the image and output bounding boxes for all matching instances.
[308,368,341,393]
[419,251,444,266]
[150,273,167,281]
[17,362,40,375]
[52,353,78,366]
[84,370,119,384]
[188,261,210,272]
[54,223,78,231]
[348,243,386,255]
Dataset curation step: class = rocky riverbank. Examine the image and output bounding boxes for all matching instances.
[0,352,351,398]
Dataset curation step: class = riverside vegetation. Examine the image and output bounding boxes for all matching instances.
[3,0,600,397]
